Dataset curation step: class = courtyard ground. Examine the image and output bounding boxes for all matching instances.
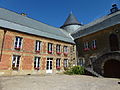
[0,74,119,90]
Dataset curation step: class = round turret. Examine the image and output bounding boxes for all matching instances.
[60,12,82,33]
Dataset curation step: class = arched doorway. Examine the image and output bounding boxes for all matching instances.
[109,34,119,51]
[104,59,120,78]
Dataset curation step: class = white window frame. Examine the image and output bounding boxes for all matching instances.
[79,58,85,66]
[83,42,90,51]
[56,58,60,68]
[84,42,89,49]
[48,43,53,53]
[92,40,96,48]
[34,57,40,70]
[12,55,21,70]
[64,59,68,67]
[63,46,68,53]
[35,40,41,52]
[14,36,23,50]
[56,44,61,53]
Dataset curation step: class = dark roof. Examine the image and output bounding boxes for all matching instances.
[61,12,81,28]
[0,8,74,44]
[71,11,120,39]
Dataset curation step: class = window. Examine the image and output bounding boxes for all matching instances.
[63,46,68,55]
[78,58,85,66]
[12,55,21,70]
[34,57,40,70]
[91,40,97,50]
[48,43,53,54]
[83,42,89,51]
[64,59,68,67]
[56,58,60,70]
[56,44,61,55]
[35,40,41,53]
[14,36,22,50]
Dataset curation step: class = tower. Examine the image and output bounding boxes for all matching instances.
[60,12,82,33]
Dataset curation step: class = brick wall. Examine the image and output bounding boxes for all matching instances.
[0,28,75,75]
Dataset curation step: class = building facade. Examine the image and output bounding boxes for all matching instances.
[71,5,120,78]
[0,8,76,76]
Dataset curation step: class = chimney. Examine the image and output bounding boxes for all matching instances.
[110,4,119,14]
[21,13,27,16]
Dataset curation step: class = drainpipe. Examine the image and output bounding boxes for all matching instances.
[0,30,7,62]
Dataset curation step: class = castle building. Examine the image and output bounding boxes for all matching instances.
[71,4,120,78]
[0,4,120,78]
[0,8,76,76]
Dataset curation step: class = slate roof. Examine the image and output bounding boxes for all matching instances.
[0,8,74,44]
[71,11,120,39]
[60,12,81,28]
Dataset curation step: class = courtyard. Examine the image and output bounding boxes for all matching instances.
[0,74,119,90]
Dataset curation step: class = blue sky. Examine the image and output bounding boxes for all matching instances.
[0,0,119,27]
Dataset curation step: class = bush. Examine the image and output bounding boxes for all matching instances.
[64,66,85,75]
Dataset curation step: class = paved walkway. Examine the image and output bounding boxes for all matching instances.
[0,74,120,90]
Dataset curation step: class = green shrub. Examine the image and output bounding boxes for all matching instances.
[64,66,85,75]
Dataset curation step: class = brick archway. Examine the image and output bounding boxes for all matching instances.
[93,52,120,78]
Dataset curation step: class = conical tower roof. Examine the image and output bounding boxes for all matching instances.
[61,12,81,28]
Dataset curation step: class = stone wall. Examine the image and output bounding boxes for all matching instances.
[75,24,120,67]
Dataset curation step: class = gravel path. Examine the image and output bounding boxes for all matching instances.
[0,74,119,90]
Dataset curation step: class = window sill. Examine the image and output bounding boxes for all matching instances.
[83,48,90,51]
[56,52,61,55]
[14,47,21,50]
[64,53,68,56]
[48,51,52,54]
[35,50,40,53]
[34,67,40,70]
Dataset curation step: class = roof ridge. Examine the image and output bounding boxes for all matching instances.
[72,10,120,35]
[0,8,74,44]
[0,8,60,30]
[0,8,70,38]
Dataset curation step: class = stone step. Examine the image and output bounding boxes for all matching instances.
[85,67,103,78]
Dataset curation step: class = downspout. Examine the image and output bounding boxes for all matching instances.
[0,30,7,62]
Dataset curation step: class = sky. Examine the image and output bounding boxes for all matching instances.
[0,0,119,27]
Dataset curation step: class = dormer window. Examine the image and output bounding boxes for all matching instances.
[14,36,22,50]
[35,40,41,53]
[48,43,53,54]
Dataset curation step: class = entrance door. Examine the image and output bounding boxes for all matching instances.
[104,59,120,78]
[46,58,53,73]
